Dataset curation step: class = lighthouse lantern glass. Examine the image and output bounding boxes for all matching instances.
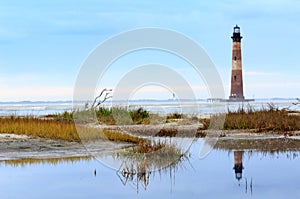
[234,27,240,33]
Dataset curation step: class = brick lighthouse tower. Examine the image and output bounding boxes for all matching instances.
[229,25,245,101]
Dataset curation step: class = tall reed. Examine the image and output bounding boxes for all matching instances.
[223,105,300,131]
[0,116,145,143]
[0,116,79,141]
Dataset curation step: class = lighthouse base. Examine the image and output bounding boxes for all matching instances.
[229,95,245,101]
[206,98,255,103]
[227,97,255,102]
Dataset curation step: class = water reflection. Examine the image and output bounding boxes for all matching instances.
[116,164,152,192]
[113,145,190,193]
[111,137,300,194]
[214,137,300,151]
[232,150,253,195]
[1,156,92,167]
[233,151,244,181]
[219,137,300,197]
[0,138,300,197]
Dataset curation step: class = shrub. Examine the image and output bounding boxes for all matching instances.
[129,107,150,124]
[166,113,183,120]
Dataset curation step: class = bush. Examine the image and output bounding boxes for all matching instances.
[130,107,150,124]
[166,113,183,120]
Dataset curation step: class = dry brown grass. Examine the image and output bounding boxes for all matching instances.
[0,116,79,141]
[117,140,184,166]
[197,105,300,132]
[223,106,300,132]
[0,116,145,143]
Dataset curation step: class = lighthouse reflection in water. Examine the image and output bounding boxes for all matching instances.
[233,151,244,181]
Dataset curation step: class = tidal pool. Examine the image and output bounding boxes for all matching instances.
[0,139,299,199]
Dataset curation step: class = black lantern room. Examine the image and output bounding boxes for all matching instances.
[231,25,243,42]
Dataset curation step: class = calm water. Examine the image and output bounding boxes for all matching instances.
[0,99,299,116]
[0,139,299,199]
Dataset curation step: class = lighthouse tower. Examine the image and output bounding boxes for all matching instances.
[229,25,245,101]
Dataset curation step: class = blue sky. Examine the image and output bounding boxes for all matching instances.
[0,0,299,101]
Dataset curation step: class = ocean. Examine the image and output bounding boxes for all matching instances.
[0,98,298,116]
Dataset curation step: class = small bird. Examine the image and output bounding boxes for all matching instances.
[94,169,97,177]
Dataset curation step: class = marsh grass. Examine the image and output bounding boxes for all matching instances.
[100,129,145,143]
[53,107,151,125]
[155,128,178,137]
[119,140,183,162]
[2,104,298,143]
[195,105,300,132]
[223,105,300,132]
[0,116,146,143]
[199,118,210,130]
[130,108,150,124]
[0,116,79,141]
[166,113,183,123]
[148,113,165,124]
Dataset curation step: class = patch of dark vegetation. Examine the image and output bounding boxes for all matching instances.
[195,131,207,138]
[199,118,210,130]
[51,111,74,122]
[130,107,150,124]
[155,128,178,137]
[50,107,152,125]
[166,113,183,120]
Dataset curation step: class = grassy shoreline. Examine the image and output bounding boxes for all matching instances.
[0,106,299,142]
[222,106,300,132]
[0,116,146,143]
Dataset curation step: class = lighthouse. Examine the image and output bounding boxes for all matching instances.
[229,25,245,101]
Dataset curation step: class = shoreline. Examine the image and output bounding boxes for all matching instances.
[0,133,130,161]
[92,123,300,137]
[1,125,300,161]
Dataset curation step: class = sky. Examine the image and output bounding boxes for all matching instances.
[0,0,299,101]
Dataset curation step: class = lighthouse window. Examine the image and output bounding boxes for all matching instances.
[234,75,237,81]
[234,56,237,60]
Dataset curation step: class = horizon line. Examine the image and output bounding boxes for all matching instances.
[0,97,298,104]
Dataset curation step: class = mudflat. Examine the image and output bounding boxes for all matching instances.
[0,133,128,161]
